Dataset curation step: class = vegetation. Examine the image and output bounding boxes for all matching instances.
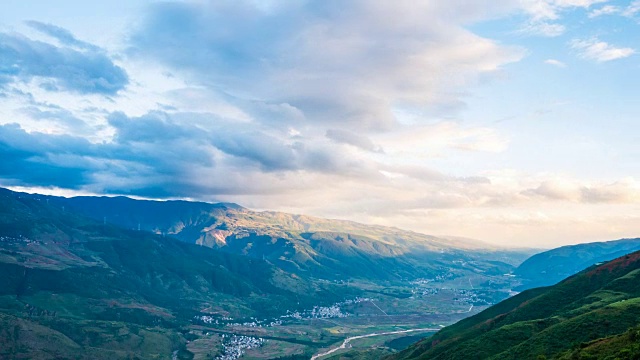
[0,187,531,358]
[390,251,640,360]
[0,188,353,358]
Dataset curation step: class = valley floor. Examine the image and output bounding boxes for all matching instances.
[185,275,516,359]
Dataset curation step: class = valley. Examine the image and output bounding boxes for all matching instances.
[3,187,637,359]
[0,187,525,359]
[183,273,518,359]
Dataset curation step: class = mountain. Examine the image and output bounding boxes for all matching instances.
[514,238,640,290]
[19,190,532,281]
[390,249,640,360]
[0,188,351,359]
[0,187,536,359]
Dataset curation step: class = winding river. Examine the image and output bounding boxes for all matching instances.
[310,327,439,360]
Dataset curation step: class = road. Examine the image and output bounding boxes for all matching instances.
[310,327,439,360]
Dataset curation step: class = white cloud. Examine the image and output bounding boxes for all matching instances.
[623,0,640,17]
[522,21,566,36]
[377,122,510,158]
[588,2,640,17]
[519,0,607,35]
[131,1,525,131]
[544,59,567,67]
[553,0,608,7]
[571,38,635,62]
[523,177,640,203]
[588,5,620,17]
[521,0,608,20]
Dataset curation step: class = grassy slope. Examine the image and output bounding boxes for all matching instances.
[391,251,640,360]
[557,326,640,359]
[0,189,352,359]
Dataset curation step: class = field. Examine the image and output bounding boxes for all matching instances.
[185,275,518,359]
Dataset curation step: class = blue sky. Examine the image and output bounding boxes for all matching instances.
[0,0,638,247]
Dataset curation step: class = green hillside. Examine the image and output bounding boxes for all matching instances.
[390,250,640,360]
[0,187,534,359]
[0,188,351,359]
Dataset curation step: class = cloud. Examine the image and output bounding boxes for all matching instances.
[623,0,640,17]
[0,31,128,94]
[519,0,606,36]
[25,20,101,51]
[0,110,377,197]
[129,0,524,131]
[326,129,383,153]
[2,112,637,247]
[571,38,635,62]
[523,179,581,201]
[378,122,510,157]
[522,0,608,21]
[1,1,637,247]
[522,21,566,36]
[20,105,91,134]
[581,179,640,203]
[544,59,567,67]
[107,111,202,144]
[523,178,640,204]
[0,114,215,197]
[0,123,93,188]
[587,2,640,18]
[0,109,520,211]
[588,5,620,17]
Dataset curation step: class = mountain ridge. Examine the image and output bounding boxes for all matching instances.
[13,188,494,250]
[8,188,531,282]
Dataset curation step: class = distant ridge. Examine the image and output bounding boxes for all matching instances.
[514,237,640,290]
[7,187,531,282]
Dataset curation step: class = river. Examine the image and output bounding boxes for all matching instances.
[310,327,439,360]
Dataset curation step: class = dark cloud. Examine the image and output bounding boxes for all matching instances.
[107,111,204,143]
[0,31,128,94]
[211,130,298,171]
[0,123,90,188]
[0,110,369,198]
[0,112,211,197]
[209,126,369,175]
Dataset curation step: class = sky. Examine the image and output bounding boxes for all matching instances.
[0,0,638,247]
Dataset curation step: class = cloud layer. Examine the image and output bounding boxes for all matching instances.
[130,0,524,131]
[0,1,638,246]
[0,23,128,95]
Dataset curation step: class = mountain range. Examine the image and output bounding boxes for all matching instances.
[2,187,639,359]
[0,188,358,359]
[0,187,530,359]
[18,191,531,281]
